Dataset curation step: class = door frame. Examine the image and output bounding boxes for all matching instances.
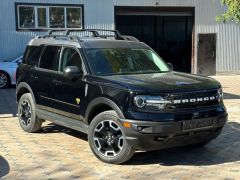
[197,33,217,76]
[114,6,195,74]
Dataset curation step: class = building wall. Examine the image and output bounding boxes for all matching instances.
[0,0,239,73]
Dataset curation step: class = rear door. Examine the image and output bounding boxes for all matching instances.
[34,45,62,110]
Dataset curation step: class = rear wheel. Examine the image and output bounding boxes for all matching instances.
[18,93,42,132]
[88,110,135,164]
[0,72,10,89]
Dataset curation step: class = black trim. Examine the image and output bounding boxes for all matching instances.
[120,114,227,151]
[114,6,195,16]
[15,2,85,31]
[36,108,89,134]
[85,97,125,123]
[16,82,36,104]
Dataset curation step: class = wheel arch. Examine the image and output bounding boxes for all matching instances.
[85,97,125,124]
[16,82,36,104]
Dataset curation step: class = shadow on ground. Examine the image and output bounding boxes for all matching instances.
[0,87,17,117]
[223,92,240,100]
[39,121,240,166]
[0,156,10,178]
[39,123,88,140]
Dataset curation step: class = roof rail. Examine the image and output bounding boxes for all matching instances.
[65,29,100,37]
[48,29,66,35]
[122,35,140,42]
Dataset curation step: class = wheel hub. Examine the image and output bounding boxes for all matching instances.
[0,73,7,88]
[19,100,32,127]
[93,120,124,157]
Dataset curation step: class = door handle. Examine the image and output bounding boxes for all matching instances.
[52,79,62,86]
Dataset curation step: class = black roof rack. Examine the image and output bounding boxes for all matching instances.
[45,29,138,41]
[65,29,125,40]
[48,29,66,35]
[47,29,124,39]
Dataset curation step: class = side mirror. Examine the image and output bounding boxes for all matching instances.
[63,66,83,79]
[167,63,174,71]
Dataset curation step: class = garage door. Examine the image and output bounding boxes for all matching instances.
[115,7,194,73]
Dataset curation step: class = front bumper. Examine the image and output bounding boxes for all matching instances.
[120,114,227,151]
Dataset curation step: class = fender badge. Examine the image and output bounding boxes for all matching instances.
[76,98,81,105]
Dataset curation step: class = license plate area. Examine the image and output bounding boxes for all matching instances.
[183,118,213,131]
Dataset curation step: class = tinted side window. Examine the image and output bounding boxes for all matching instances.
[23,46,39,65]
[60,48,82,71]
[39,46,61,71]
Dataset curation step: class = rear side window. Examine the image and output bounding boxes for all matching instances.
[23,46,42,65]
[39,46,61,71]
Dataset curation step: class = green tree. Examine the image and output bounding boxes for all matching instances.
[217,0,240,23]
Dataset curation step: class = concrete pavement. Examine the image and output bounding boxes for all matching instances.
[0,76,240,179]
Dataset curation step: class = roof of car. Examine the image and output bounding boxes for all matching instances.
[28,29,149,49]
[28,36,81,48]
[28,36,149,49]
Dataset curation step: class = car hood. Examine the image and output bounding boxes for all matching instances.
[0,62,17,68]
[98,72,221,93]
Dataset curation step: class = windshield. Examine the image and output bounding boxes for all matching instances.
[84,48,170,76]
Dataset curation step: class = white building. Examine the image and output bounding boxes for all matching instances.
[0,0,239,75]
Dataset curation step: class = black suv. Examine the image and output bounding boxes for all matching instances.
[16,29,227,164]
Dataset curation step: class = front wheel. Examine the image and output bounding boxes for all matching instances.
[88,110,135,164]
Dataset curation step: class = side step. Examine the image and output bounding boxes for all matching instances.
[36,109,89,134]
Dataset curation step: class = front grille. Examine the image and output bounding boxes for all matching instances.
[166,89,220,111]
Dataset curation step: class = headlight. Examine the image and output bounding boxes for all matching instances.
[133,95,171,111]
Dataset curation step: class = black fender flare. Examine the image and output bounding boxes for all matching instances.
[16,82,36,104]
[85,97,125,122]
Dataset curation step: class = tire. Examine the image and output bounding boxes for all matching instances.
[88,110,135,164]
[0,71,10,89]
[18,93,42,133]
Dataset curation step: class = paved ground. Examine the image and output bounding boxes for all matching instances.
[0,76,240,179]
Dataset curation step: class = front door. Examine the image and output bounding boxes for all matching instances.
[197,33,217,76]
[50,46,86,120]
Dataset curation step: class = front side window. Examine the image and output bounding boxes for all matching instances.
[60,48,82,71]
[84,48,170,76]
[18,6,35,28]
[39,46,61,71]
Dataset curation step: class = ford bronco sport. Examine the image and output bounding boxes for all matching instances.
[16,29,227,164]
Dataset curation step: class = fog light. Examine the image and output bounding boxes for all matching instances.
[123,122,132,128]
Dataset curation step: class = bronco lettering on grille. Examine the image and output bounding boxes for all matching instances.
[173,96,218,104]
